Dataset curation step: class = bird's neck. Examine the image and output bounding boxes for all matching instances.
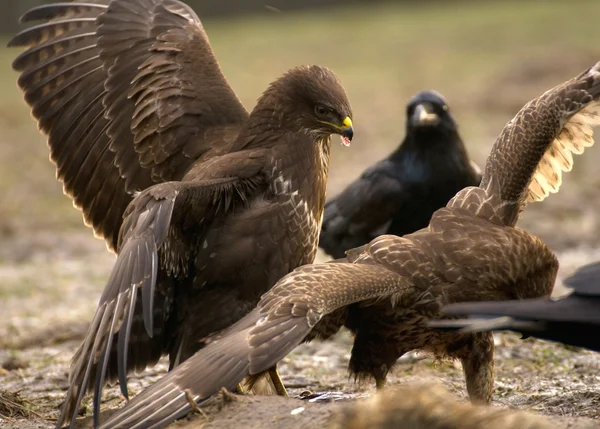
[232,90,332,222]
[268,134,332,202]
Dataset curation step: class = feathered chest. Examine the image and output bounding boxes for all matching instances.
[267,137,331,260]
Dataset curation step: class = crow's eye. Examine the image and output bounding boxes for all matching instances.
[314,105,328,117]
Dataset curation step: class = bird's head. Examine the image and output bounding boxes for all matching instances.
[265,65,354,146]
[406,90,456,134]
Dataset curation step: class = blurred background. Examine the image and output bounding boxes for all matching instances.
[1,1,600,425]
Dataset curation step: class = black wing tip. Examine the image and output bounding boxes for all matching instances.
[6,28,31,48]
[441,301,508,317]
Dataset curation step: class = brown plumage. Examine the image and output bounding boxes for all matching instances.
[97,61,600,429]
[328,383,556,429]
[8,1,354,428]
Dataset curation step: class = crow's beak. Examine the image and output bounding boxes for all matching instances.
[412,103,440,127]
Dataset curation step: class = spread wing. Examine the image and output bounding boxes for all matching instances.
[471,62,600,227]
[320,161,406,258]
[97,257,424,429]
[9,0,248,251]
[57,158,265,429]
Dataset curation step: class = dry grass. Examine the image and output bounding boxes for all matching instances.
[0,390,41,421]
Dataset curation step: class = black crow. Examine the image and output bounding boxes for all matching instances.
[319,90,481,259]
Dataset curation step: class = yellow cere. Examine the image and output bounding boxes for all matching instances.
[342,116,353,128]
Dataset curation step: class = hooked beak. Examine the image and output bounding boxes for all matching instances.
[412,103,440,127]
[339,116,353,147]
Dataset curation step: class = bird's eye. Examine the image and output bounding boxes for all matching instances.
[442,105,449,111]
[314,105,328,117]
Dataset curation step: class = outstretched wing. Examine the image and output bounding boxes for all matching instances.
[320,162,406,258]
[9,0,248,251]
[475,62,600,226]
[97,260,419,429]
[57,165,265,429]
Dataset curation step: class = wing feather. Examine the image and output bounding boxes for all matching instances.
[57,187,177,428]
[319,164,405,258]
[57,168,265,428]
[477,62,600,226]
[527,101,600,202]
[9,0,248,251]
[97,261,411,429]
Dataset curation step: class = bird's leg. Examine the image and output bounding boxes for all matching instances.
[234,383,249,394]
[237,368,288,397]
[349,330,397,391]
[452,332,495,404]
[236,374,262,394]
[267,365,289,397]
[184,389,208,420]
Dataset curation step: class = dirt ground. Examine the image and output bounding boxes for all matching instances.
[2,1,600,428]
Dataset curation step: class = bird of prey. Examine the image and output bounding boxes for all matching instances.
[329,383,556,429]
[431,260,600,352]
[96,62,600,429]
[8,1,353,428]
[320,90,481,259]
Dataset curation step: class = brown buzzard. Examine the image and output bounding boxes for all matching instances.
[8,1,353,428]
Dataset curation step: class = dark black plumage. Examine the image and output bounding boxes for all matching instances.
[433,260,600,352]
[8,1,354,428]
[98,63,600,429]
[319,90,481,259]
